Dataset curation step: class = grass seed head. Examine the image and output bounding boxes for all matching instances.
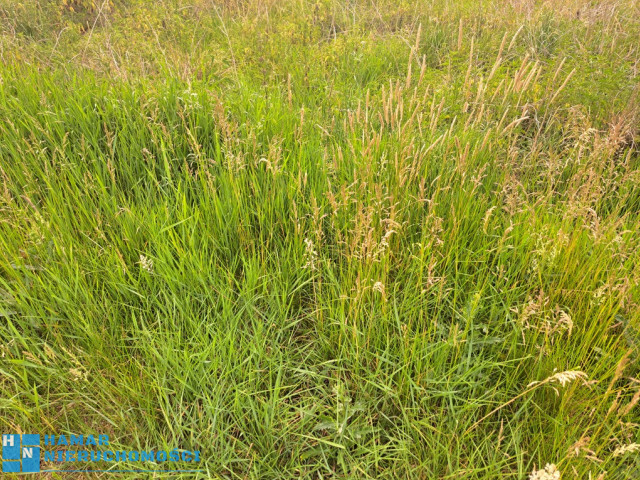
[139,254,154,274]
[529,463,560,480]
[613,443,640,457]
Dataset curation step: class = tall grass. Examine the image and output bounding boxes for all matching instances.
[0,0,639,478]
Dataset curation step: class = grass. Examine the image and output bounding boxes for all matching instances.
[0,0,639,478]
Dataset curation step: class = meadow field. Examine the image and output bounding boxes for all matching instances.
[0,0,639,478]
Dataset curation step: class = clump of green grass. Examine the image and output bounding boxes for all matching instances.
[0,0,639,479]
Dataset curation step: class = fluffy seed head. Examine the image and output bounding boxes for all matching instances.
[139,254,154,274]
[529,463,560,480]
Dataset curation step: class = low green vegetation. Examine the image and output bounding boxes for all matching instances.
[0,1,639,478]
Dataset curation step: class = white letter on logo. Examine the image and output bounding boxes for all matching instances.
[22,447,33,459]
[2,435,15,447]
